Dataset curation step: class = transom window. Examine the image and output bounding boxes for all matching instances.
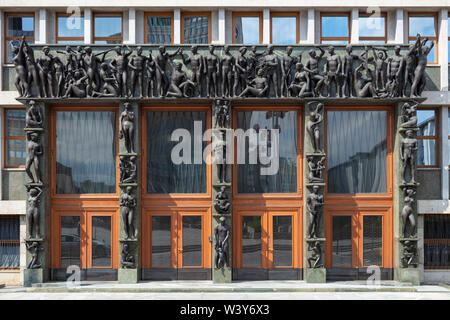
[417,108,439,167]
[4,108,26,167]
[145,12,173,44]
[56,13,84,44]
[4,13,34,64]
[321,13,350,44]
[270,12,299,44]
[233,12,262,44]
[359,12,387,44]
[408,13,438,64]
[93,13,123,44]
[182,12,211,44]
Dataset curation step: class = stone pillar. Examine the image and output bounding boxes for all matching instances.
[174,9,181,44]
[350,9,359,44]
[306,9,315,44]
[36,9,47,44]
[84,9,92,44]
[262,9,270,44]
[218,9,225,44]
[212,99,232,283]
[394,101,420,285]
[303,101,326,283]
[118,101,140,283]
[127,9,137,44]
[394,9,405,44]
[438,9,448,91]
[23,101,49,287]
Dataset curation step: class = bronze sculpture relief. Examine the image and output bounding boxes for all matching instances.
[306,102,323,153]
[26,186,42,239]
[214,216,230,269]
[307,185,324,239]
[400,129,418,184]
[120,186,136,240]
[119,102,135,154]
[214,186,231,215]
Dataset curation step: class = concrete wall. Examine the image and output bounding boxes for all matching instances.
[416,169,442,200]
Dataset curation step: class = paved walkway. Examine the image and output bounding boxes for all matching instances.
[0,280,449,299]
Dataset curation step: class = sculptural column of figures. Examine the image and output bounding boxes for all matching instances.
[119,102,135,154]
[26,241,43,269]
[400,129,418,184]
[306,102,323,153]
[121,243,136,268]
[214,216,230,269]
[120,186,136,240]
[307,241,324,268]
[26,186,42,239]
[307,185,324,239]
[402,187,417,238]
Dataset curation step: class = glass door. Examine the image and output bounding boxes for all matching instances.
[327,211,385,269]
[144,210,211,279]
[54,210,118,271]
[237,211,296,270]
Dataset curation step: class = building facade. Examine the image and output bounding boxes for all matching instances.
[0,2,449,286]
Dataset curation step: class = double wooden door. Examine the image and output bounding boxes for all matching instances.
[142,209,211,280]
[233,210,301,279]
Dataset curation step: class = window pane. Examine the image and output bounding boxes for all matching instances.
[358,40,385,44]
[6,15,34,37]
[61,216,80,267]
[321,40,348,44]
[151,216,172,267]
[327,111,387,193]
[273,216,292,266]
[57,16,84,38]
[409,40,436,63]
[424,215,450,268]
[235,16,260,44]
[417,110,436,136]
[359,16,385,38]
[417,139,437,166]
[6,109,25,136]
[94,16,122,38]
[237,111,298,193]
[56,111,117,194]
[183,16,209,44]
[332,216,352,267]
[0,217,20,268]
[92,216,111,267]
[147,16,172,44]
[242,216,262,267]
[93,40,122,44]
[363,216,382,266]
[147,111,206,194]
[182,216,202,267]
[322,16,349,38]
[6,139,26,166]
[56,40,85,45]
[271,17,297,44]
[409,16,436,37]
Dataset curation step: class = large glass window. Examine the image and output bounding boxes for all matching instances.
[145,13,173,44]
[332,216,352,267]
[327,111,387,193]
[417,109,438,167]
[182,14,210,44]
[359,13,386,44]
[146,111,207,194]
[271,13,298,44]
[4,109,26,167]
[5,13,34,63]
[94,13,122,44]
[363,216,382,266]
[56,13,84,44]
[182,216,202,267]
[0,216,20,268]
[233,13,261,44]
[321,13,350,44]
[424,215,450,269]
[408,14,437,63]
[91,216,112,267]
[151,216,172,267]
[273,216,292,266]
[55,111,117,194]
[237,111,298,194]
[242,216,262,267]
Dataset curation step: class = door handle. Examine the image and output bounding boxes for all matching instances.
[178,248,183,253]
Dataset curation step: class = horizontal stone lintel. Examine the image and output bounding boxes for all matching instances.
[16,97,427,106]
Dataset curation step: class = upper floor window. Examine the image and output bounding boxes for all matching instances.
[93,13,122,44]
[270,12,299,44]
[359,12,386,44]
[424,215,450,269]
[56,13,84,44]
[321,13,350,44]
[417,108,438,167]
[408,13,437,63]
[145,12,173,44]
[233,12,262,44]
[181,12,210,44]
[4,108,26,168]
[4,13,34,64]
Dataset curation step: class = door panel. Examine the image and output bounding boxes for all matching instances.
[143,209,211,279]
[90,215,112,268]
[331,215,353,267]
[270,214,293,267]
[60,215,81,268]
[361,215,383,267]
[241,215,263,268]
